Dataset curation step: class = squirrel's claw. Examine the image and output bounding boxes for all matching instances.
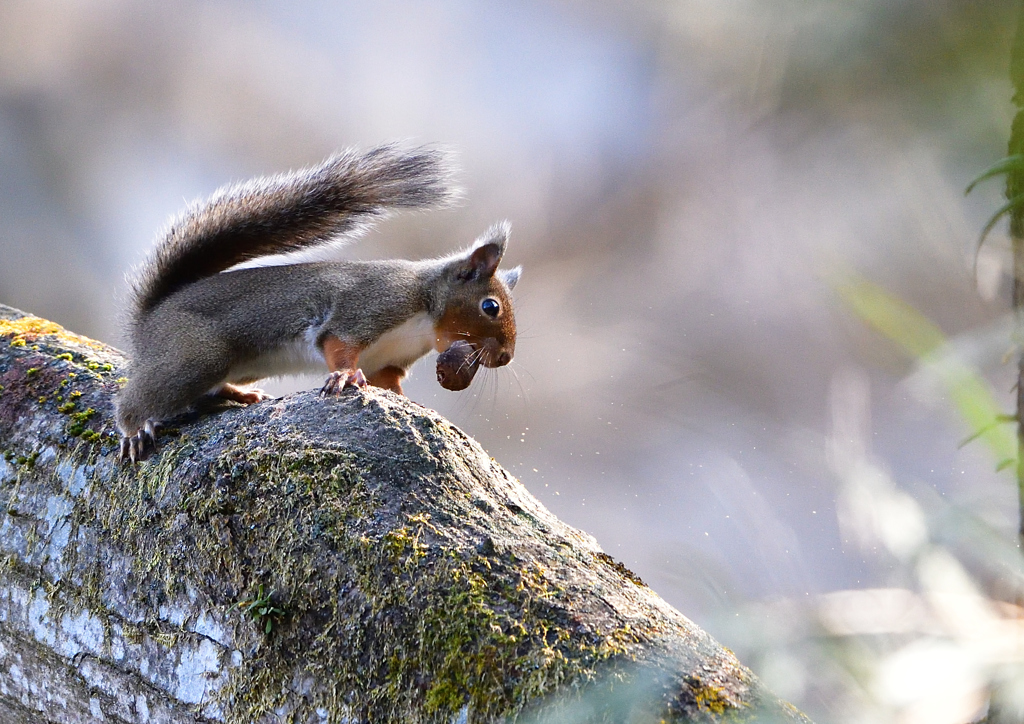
[120,420,160,464]
[320,369,368,396]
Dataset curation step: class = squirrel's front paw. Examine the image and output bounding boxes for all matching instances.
[119,420,160,463]
[320,369,368,396]
[216,383,270,405]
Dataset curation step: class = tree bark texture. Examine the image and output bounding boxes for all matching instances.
[0,303,810,723]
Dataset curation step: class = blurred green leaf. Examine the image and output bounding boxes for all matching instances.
[840,279,1017,471]
[840,280,944,357]
[976,192,1024,253]
[965,154,1024,195]
[958,414,1017,448]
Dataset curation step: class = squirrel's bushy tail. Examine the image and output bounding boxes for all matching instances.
[130,144,455,316]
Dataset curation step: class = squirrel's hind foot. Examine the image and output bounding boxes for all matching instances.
[320,369,367,396]
[120,420,160,463]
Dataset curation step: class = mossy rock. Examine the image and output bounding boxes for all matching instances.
[0,303,810,724]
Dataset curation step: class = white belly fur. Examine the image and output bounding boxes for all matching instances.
[358,312,435,375]
[226,325,326,382]
[224,312,435,384]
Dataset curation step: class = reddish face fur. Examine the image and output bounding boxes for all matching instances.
[434,276,516,368]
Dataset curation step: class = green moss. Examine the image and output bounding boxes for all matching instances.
[65,408,98,437]
[65,436,638,724]
[25,367,38,377]
[15,451,39,468]
[2,443,36,469]
[0,315,106,350]
[664,674,758,723]
[69,408,96,423]
[693,685,730,714]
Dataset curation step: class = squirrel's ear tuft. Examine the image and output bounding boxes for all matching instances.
[472,220,510,257]
[453,221,511,281]
[499,266,521,290]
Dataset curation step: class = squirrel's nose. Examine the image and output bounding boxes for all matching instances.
[496,351,511,366]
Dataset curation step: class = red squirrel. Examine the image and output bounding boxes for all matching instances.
[116,145,520,462]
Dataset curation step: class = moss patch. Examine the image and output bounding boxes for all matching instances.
[0,316,106,351]
[68,434,639,723]
[0,316,121,453]
[664,674,758,723]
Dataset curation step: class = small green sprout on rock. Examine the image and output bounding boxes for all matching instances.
[231,584,285,634]
[66,408,97,437]
[5,450,39,468]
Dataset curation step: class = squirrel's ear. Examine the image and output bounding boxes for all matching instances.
[454,221,510,281]
[499,266,521,290]
[472,221,509,258]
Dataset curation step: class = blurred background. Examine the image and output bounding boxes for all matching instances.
[2,1,1023,721]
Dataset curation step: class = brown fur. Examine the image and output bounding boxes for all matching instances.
[215,383,268,404]
[367,366,406,394]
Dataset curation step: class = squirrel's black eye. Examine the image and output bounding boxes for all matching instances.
[481,298,500,317]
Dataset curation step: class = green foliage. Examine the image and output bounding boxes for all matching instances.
[840,279,1017,472]
[230,584,285,634]
[975,191,1024,253]
[964,154,1024,195]
[964,154,1024,253]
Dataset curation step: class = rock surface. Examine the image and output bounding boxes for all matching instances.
[0,303,810,723]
